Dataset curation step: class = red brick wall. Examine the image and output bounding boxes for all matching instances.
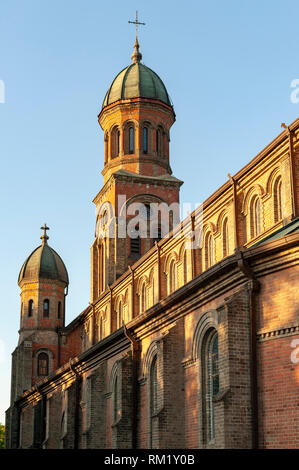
[258,335,299,448]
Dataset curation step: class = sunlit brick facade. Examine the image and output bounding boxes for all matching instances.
[5,41,299,449]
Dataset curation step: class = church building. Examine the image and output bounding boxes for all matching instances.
[5,35,299,449]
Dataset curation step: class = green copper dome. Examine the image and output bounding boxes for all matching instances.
[18,226,69,285]
[102,39,172,109]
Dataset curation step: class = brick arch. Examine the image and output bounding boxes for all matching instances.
[118,194,166,218]
[241,184,265,216]
[109,359,122,393]
[142,340,162,380]
[202,221,216,237]
[33,347,55,359]
[163,251,179,274]
[266,167,281,196]
[121,118,139,130]
[33,348,55,378]
[191,310,219,361]
[202,227,216,269]
[216,209,229,234]
[136,274,149,295]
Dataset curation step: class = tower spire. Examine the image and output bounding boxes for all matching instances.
[40,223,49,245]
[128,11,145,64]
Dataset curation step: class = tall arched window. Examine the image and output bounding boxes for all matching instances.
[98,315,105,341]
[140,282,147,313]
[38,352,49,376]
[183,250,188,285]
[117,301,122,329]
[156,128,162,156]
[205,232,214,269]
[203,331,219,443]
[143,127,148,154]
[222,218,229,258]
[129,127,134,154]
[28,299,34,317]
[112,374,121,423]
[150,355,158,448]
[274,177,283,222]
[169,259,176,294]
[43,299,50,318]
[117,130,120,156]
[111,127,120,158]
[251,197,261,238]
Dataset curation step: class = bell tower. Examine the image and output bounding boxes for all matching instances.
[91,38,183,302]
[10,225,69,402]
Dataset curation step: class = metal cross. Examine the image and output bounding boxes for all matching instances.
[128,11,146,40]
[40,223,50,243]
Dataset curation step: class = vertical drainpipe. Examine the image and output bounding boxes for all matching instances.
[123,324,138,449]
[236,248,259,449]
[69,360,81,449]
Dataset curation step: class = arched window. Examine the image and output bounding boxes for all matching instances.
[156,128,162,156]
[143,127,148,154]
[117,130,120,156]
[38,352,49,376]
[205,232,214,269]
[222,218,229,258]
[149,355,158,448]
[251,197,261,238]
[111,127,120,158]
[28,299,34,317]
[140,282,147,313]
[129,127,134,154]
[169,259,176,294]
[183,250,188,285]
[58,301,61,319]
[112,366,121,425]
[117,301,122,330]
[274,177,283,222]
[98,315,105,341]
[203,331,219,443]
[43,299,50,318]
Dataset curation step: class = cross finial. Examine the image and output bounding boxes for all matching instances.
[40,223,50,245]
[129,11,145,64]
[128,11,145,41]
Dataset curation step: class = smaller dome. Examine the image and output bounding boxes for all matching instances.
[18,225,69,285]
[102,39,172,109]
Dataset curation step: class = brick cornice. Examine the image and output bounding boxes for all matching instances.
[257,324,299,341]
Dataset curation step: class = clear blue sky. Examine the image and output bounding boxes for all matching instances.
[1,0,299,424]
